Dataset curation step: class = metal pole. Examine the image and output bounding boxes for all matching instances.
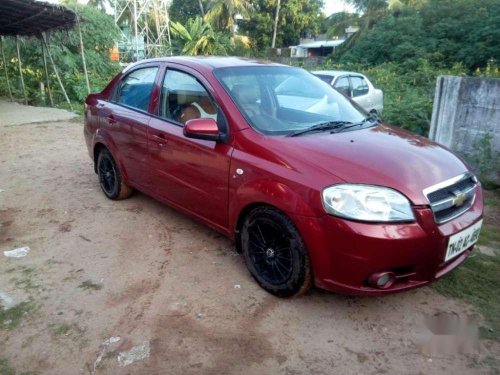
[166,2,172,55]
[133,0,139,61]
[40,36,54,106]
[15,36,28,105]
[271,0,281,48]
[76,10,91,94]
[42,32,73,111]
[197,0,205,17]
[0,36,13,101]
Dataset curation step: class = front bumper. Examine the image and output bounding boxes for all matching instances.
[292,188,484,296]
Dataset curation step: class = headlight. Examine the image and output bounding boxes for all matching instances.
[322,184,415,222]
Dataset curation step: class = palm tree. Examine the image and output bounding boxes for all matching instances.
[347,0,388,29]
[205,0,253,35]
[198,0,206,17]
[87,0,108,11]
[170,17,232,55]
[271,0,281,48]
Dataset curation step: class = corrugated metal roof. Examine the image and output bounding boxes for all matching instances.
[0,0,76,36]
[295,40,346,49]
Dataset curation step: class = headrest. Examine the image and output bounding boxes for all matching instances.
[232,84,260,105]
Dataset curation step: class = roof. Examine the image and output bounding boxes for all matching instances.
[124,56,287,73]
[0,0,76,37]
[312,70,366,77]
[295,40,346,49]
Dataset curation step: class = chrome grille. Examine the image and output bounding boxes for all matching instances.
[423,173,477,224]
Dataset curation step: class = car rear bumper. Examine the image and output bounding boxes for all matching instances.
[291,187,484,296]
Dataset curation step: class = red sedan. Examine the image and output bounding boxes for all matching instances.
[84,57,483,297]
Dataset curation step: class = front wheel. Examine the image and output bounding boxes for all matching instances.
[241,207,312,297]
[97,149,132,200]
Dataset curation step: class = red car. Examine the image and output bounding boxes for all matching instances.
[84,57,483,297]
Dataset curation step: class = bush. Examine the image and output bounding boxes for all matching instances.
[0,4,120,107]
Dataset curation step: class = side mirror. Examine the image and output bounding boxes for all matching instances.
[183,118,223,142]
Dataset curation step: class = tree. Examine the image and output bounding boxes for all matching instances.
[170,17,232,55]
[205,0,253,35]
[239,0,323,51]
[321,11,360,38]
[87,0,109,11]
[169,0,205,24]
[0,2,120,104]
[271,0,281,48]
[338,0,500,70]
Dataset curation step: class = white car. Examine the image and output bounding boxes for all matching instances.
[312,70,384,114]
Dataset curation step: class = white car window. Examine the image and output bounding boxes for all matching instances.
[351,76,369,97]
[334,76,351,97]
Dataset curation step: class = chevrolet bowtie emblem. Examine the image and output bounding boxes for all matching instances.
[452,191,467,207]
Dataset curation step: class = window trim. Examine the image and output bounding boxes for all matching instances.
[110,64,160,114]
[349,75,370,98]
[157,66,224,129]
[333,75,352,98]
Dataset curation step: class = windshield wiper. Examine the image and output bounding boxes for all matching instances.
[330,114,382,134]
[287,121,353,137]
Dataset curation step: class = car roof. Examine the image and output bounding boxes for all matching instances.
[124,56,287,72]
[312,70,365,77]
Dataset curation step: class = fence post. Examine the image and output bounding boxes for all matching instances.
[40,36,54,107]
[75,8,90,95]
[15,36,28,105]
[41,32,73,111]
[0,36,13,101]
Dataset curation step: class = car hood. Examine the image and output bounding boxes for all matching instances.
[269,125,470,205]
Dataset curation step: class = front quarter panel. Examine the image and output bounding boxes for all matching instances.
[228,142,336,235]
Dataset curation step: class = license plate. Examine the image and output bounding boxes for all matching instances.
[445,220,483,262]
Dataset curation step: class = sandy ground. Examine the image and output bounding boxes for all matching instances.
[0,107,499,374]
[0,100,76,127]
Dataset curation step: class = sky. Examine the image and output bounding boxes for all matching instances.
[42,0,357,16]
[323,0,356,16]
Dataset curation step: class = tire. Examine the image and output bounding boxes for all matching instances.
[97,149,132,200]
[241,206,312,297]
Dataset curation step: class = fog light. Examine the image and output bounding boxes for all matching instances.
[368,272,396,289]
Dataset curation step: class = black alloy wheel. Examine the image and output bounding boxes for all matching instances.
[97,149,132,200]
[241,207,311,297]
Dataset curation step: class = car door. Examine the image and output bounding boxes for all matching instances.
[349,75,371,111]
[148,66,232,229]
[333,75,351,98]
[104,65,160,188]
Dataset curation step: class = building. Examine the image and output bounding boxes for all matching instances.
[290,39,346,58]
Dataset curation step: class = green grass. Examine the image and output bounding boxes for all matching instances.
[78,280,103,291]
[478,224,500,248]
[484,192,500,208]
[48,323,71,335]
[0,358,14,375]
[0,358,38,375]
[0,301,36,330]
[433,253,500,341]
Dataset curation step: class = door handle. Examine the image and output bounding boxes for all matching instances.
[152,134,167,147]
[108,115,117,124]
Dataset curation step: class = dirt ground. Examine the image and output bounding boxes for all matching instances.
[0,108,499,374]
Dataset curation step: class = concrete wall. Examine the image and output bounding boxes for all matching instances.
[429,75,500,183]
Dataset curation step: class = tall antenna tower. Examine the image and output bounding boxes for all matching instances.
[114,0,172,62]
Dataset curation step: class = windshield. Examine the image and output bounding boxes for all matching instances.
[214,66,366,136]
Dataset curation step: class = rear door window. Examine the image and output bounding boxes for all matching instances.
[350,76,369,97]
[315,74,334,84]
[334,76,351,97]
[115,67,158,111]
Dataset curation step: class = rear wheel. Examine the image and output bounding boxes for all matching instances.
[97,149,132,200]
[241,207,312,297]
